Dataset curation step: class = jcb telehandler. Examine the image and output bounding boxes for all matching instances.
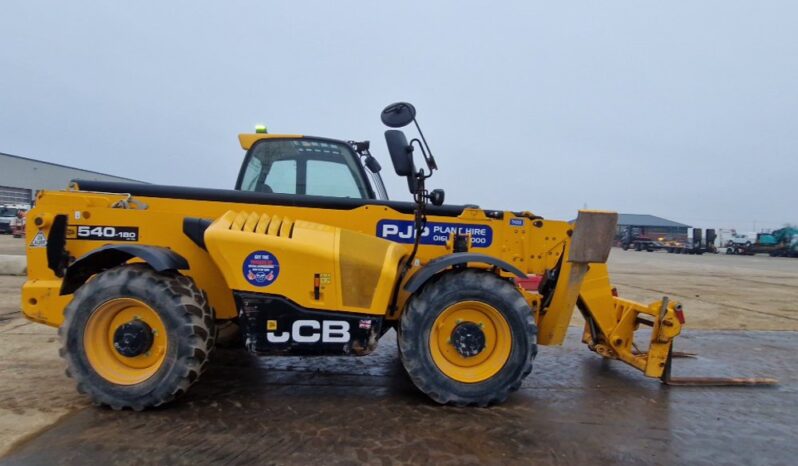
[21,103,773,410]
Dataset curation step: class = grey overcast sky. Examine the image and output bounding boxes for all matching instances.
[1,1,796,230]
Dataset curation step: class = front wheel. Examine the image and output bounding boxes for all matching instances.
[59,264,215,410]
[398,270,537,407]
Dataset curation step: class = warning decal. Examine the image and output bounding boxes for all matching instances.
[30,231,47,248]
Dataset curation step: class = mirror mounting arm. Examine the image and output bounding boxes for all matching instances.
[409,139,435,178]
[412,119,437,171]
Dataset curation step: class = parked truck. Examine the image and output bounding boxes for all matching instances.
[664,228,717,255]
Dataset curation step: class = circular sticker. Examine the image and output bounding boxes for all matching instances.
[242,251,280,287]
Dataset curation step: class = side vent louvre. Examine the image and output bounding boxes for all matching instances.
[227,211,294,238]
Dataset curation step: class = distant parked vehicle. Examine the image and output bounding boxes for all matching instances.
[665,228,717,255]
[621,236,660,252]
[726,232,756,248]
[0,205,30,234]
[726,228,798,257]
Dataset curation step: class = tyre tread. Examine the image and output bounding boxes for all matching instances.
[398,270,537,407]
[59,264,216,410]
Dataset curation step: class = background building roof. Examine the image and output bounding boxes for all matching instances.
[618,214,690,228]
[0,152,142,183]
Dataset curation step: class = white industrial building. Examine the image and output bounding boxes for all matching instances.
[0,151,142,205]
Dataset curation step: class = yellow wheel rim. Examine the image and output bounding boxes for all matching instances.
[83,298,168,385]
[429,301,512,383]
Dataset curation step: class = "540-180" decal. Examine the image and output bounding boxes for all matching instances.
[67,225,139,242]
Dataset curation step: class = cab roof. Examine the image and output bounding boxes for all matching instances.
[238,134,304,150]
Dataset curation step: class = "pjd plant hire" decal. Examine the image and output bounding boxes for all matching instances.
[376,220,493,248]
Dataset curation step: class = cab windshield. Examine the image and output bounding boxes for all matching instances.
[238,138,373,199]
[0,208,19,217]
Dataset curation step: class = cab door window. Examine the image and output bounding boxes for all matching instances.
[263,160,297,194]
[306,159,362,197]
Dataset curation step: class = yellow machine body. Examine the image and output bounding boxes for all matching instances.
[22,189,567,323]
[22,133,684,381]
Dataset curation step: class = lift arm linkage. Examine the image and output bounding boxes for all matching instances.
[536,211,777,386]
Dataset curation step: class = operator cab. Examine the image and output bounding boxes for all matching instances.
[235,102,445,209]
[236,134,388,200]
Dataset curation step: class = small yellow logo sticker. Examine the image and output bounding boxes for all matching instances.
[267,320,278,331]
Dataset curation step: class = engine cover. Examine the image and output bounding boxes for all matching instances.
[204,210,405,316]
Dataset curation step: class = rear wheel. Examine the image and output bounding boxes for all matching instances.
[59,264,215,410]
[398,270,537,407]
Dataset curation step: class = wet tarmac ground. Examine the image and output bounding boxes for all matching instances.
[2,328,796,466]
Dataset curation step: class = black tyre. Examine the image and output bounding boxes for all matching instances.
[59,264,215,410]
[398,270,537,407]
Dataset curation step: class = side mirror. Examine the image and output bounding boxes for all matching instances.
[385,130,415,176]
[381,102,416,128]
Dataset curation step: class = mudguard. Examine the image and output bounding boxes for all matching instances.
[60,244,189,295]
[404,252,526,293]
